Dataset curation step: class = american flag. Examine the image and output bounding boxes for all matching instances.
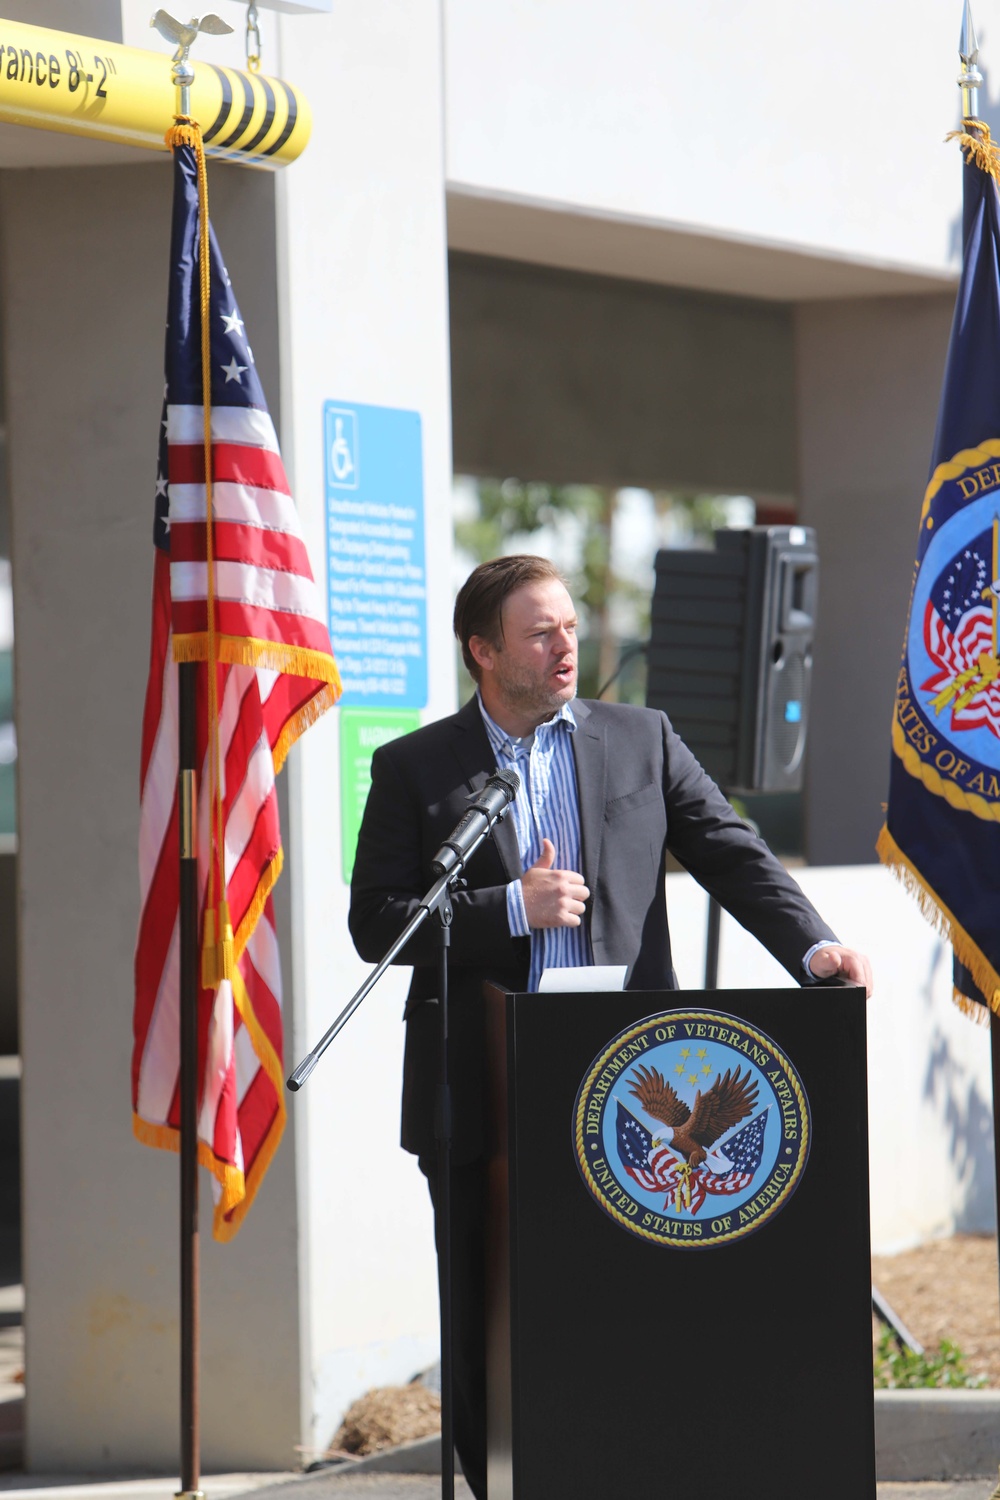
[921,530,1000,737]
[133,141,340,1240]
[616,1101,769,1215]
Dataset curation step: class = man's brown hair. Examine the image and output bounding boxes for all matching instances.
[453,554,565,682]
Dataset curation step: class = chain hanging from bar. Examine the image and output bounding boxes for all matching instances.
[245,1,261,72]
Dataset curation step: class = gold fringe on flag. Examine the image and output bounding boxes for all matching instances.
[947,118,1000,181]
[172,630,343,685]
[271,684,341,773]
[171,634,342,772]
[132,1112,249,1227]
[233,850,283,964]
[876,823,1000,1019]
[214,963,288,1241]
[131,959,288,1238]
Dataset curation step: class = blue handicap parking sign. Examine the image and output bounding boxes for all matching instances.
[324,400,428,709]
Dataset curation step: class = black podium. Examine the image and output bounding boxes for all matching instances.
[484,984,875,1500]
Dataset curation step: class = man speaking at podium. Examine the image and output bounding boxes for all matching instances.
[349,554,871,1498]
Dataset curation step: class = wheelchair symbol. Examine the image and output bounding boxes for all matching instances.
[327,407,359,489]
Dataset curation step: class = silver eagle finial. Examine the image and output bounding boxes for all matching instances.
[150,10,234,65]
[150,10,233,105]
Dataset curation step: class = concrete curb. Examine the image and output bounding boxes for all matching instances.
[334,1397,1000,1483]
[875,1390,1000,1482]
[335,1439,443,1477]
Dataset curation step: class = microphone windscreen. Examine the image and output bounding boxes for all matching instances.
[491,768,520,802]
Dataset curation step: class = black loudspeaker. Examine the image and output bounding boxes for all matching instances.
[646,525,818,794]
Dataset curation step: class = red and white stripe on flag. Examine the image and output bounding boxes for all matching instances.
[134,404,340,1240]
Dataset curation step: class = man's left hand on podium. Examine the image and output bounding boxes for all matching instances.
[807,944,873,997]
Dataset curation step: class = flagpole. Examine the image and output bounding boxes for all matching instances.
[172,38,204,1500]
[959,11,1000,1500]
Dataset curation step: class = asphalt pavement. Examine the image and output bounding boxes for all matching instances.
[0,1458,995,1494]
[229,1474,991,1500]
[0,1464,994,1500]
[225,1470,995,1500]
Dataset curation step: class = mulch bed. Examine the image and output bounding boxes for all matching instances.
[872,1234,1000,1385]
[325,1234,1000,1453]
[328,1384,442,1458]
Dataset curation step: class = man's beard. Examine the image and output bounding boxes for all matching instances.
[492,656,576,724]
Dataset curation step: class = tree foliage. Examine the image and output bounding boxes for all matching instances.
[454,476,746,702]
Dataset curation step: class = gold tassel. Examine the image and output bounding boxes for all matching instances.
[217,898,235,981]
[201,907,218,989]
[930,651,1000,714]
[201,902,235,986]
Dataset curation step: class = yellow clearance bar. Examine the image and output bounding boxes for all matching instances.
[0,16,310,167]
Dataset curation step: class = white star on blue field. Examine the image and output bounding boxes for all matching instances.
[931,529,993,627]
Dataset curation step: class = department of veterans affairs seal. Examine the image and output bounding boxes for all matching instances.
[573,1009,810,1248]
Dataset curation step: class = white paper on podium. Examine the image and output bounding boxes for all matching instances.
[538,965,627,993]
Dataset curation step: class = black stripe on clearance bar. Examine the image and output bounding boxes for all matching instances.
[203,64,233,143]
[261,81,298,158]
[241,75,277,155]
[262,80,298,157]
[216,69,255,148]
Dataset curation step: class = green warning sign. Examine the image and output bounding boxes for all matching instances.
[340,707,421,882]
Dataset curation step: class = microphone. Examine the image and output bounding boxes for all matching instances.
[431,769,520,877]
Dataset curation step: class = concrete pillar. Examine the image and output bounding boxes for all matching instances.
[796,294,955,866]
[274,0,451,1454]
[1,159,302,1471]
[3,0,452,1472]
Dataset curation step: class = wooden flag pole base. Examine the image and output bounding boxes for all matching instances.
[178,662,201,1498]
[989,1010,1000,1500]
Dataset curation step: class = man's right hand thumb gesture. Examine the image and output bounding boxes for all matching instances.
[521,839,589,928]
[531,838,556,871]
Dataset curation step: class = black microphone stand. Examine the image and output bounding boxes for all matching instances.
[288,810,511,1500]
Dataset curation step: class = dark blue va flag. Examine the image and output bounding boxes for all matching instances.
[878,124,1000,1017]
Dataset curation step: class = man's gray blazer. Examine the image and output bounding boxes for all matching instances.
[349,695,836,1162]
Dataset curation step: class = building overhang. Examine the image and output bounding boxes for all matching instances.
[447,183,959,303]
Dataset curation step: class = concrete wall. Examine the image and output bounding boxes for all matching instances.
[796,294,956,865]
[666,865,996,1252]
[2,159,302,1471]
[275,0,450,1455]
[3,1,121,39]
[444,0,960,282]
[0,852,16,1056]
[450,253,796,496]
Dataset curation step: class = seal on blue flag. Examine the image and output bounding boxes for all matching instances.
[573,1009,810,1248]
[901,497,1000,808]
[878,121,1000,1015]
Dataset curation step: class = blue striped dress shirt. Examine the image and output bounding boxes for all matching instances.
[477,693,594,991]
[477,694,836,985]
